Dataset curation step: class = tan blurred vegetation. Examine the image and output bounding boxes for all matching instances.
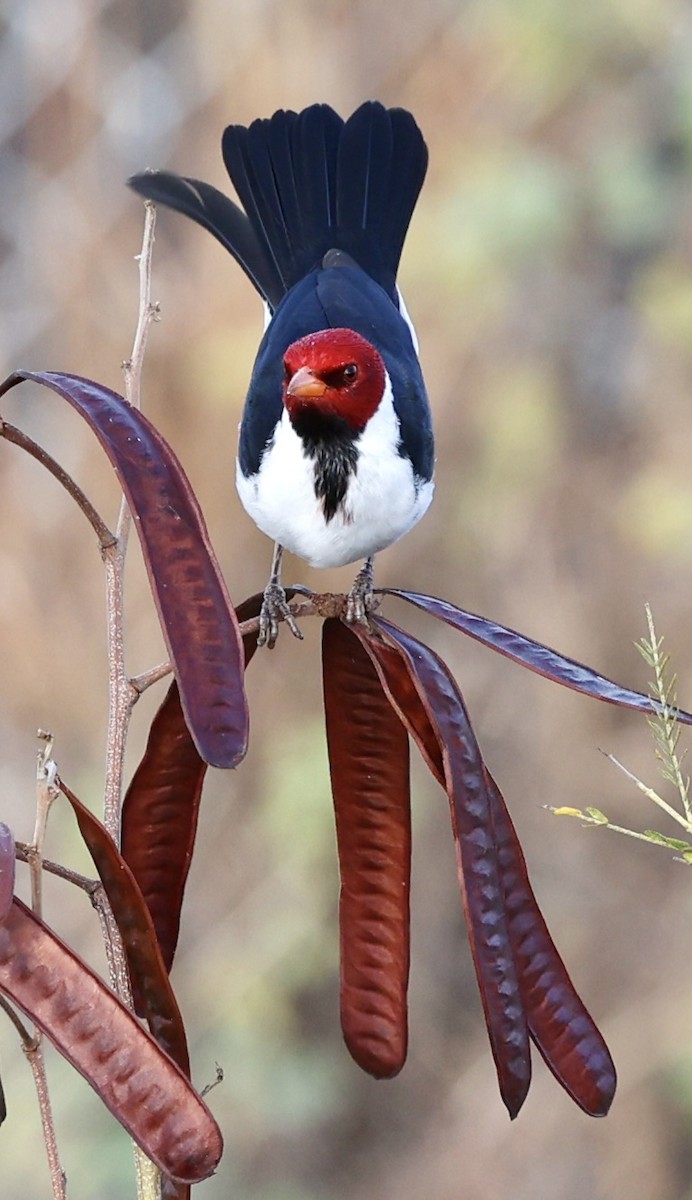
[3,0,692,1197]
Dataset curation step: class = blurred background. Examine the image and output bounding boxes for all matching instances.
[2,0,692,1197]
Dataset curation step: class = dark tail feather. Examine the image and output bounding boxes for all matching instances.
[222,104,343,299]
[336,102,393,250]
[128,171,284,306]
[291,104,341,250]
[130,102,427,309]
[223,101,426,301]
[383,109,429,282]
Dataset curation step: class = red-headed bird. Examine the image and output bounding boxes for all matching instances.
[129,102,434,645]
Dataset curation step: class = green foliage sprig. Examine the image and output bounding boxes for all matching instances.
[550,605,692,864]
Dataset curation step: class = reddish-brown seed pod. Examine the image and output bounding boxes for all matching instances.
[0,370,248,768]
[322,619,411,1078]
[121,593,268,996]
[121,680,207,995]
[0,899,222,1182]
[382,589,692,724]
[0,823,15,923]
[353,618,531,1118]
[485,772,616,1116]
[60,781,190,1077]
[352,620,615,1117]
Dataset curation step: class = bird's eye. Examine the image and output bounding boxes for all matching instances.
[342,363,358,383]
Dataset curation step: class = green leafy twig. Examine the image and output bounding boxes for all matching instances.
[550,605,692,864]
[640,602,691,822]
[547,804,692,863]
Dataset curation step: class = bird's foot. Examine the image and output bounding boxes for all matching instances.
[345,558,378,624]
[258,581,304,649]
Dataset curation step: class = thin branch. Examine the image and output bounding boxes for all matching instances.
[24,1039,67,1200]
[238,593,349,638]
[201,1064,224,1098]
[602,751,692,833]
[90,885,134,1008]
[129,595,354,697]
[126,593,346,701]
[29,732,60,918]
[131,660,173,694]
[0,420,115,548]
[132,1149,161,1200]
[102,204,159,843]
[14,844,99,895]
[122,201,159,412]
[102,554,136,839]
[21,732,66,1200]
[547,805,692,861]
[108,202,161,1200]
[117,200,158,552]
[0,994,34,1048]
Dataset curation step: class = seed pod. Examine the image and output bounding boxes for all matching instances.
[0,899,222,1182]
[322,619,411,1078]
[0,369,248,767]
[383,589,692,723]
[352,618,531,1119]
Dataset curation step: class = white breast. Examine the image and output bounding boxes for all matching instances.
[236,375,434,569]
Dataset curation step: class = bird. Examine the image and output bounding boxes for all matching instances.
[129,101,434,647]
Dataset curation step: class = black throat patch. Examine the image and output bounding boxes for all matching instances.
[289,408,359,523]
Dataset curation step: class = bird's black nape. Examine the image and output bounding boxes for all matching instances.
[128,101,428,310]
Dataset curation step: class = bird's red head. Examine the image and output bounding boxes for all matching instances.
[282,328,386,433]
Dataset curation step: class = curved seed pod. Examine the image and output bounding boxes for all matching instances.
[0,823,15,923]
[60,782,190,1077]
[0,898,222,1183]
[383,590,692,724]
[352,624,615,1116]
[121,592,268,994]
[121,680,207,999]
[354,618,531,1119]
[0,370,247,767]
[485,772,616,1116]
[322,619,411,1079]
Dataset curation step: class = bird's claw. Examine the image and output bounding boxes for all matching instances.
[258,582,304,649]
[345,561,377,624]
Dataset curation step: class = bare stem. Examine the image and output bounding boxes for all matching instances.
[24,1036,67,1200]
[90,884,134,1007]
[239,593,350,638]
[21,733,66,1198]
[133,1149,162,1200]
[0,994,34,1046]
[131,660,173,694]
[122,594,351,699]
[117,201,158,553]
[102,203,159,844]
[15,843,99,894]
[602,751,692,833]
[29,732,60,918]
[102,550,137,840]
[108,202,160,1200]
[123,201,159,412]
[0,420,115,548]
